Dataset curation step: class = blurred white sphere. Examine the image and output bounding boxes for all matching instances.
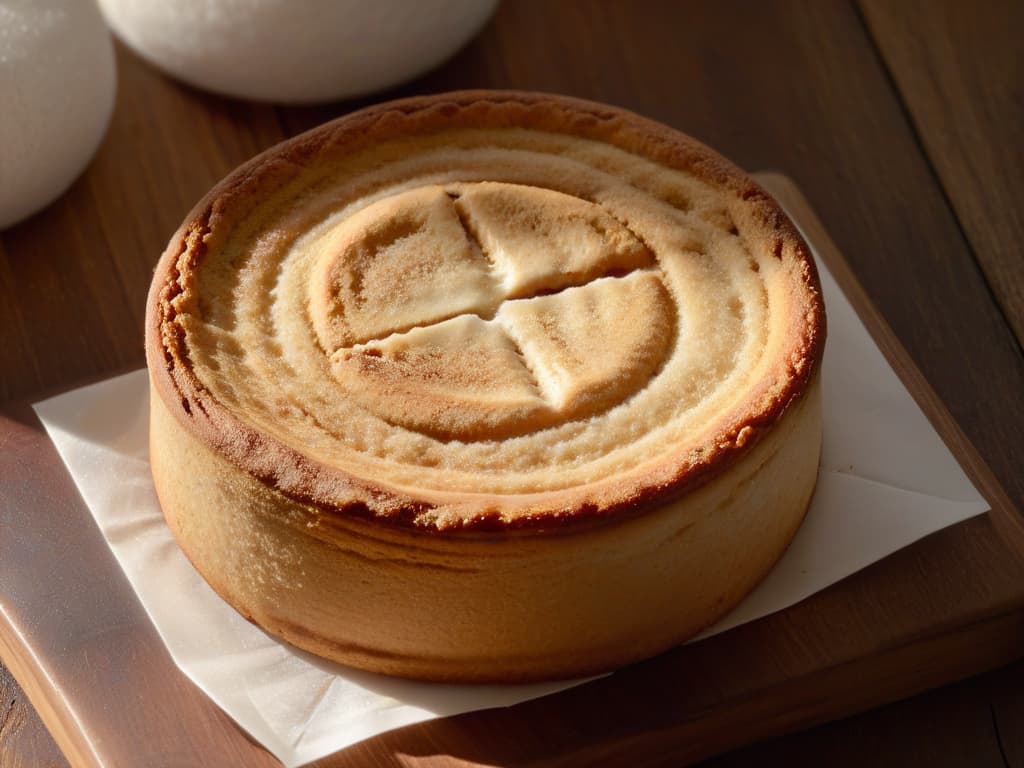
[0,0,116,229]
[97,0,499,104]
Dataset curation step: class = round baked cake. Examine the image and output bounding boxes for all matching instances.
[146,91,826,683]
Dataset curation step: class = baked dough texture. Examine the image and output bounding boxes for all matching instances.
[146,91,826,682]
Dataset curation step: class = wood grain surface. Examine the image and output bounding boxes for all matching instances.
[0,666,65,768]
[2,0,1022,765]
[705,658,1024,768]
[860,0,1024,350]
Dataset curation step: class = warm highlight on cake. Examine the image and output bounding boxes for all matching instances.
[146,91,826,682]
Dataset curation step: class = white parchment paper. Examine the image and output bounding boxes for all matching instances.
[34,243,988,766]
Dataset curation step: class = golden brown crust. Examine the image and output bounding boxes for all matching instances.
[145,90,825,534]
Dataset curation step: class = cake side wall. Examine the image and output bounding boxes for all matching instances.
[148,374,822,683]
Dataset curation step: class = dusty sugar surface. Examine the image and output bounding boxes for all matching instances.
[174,129,799,496]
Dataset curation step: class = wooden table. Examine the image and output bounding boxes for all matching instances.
[2,1,1022,765]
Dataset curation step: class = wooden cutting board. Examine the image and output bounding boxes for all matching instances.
[2,175,1022,768]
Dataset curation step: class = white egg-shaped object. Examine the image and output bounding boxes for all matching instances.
[0,0,116,229]
[97,0,499,104]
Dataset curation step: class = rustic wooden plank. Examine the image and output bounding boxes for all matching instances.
[0,666,66,768]
[701,661,1024,768]
[859,0,1024,349]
